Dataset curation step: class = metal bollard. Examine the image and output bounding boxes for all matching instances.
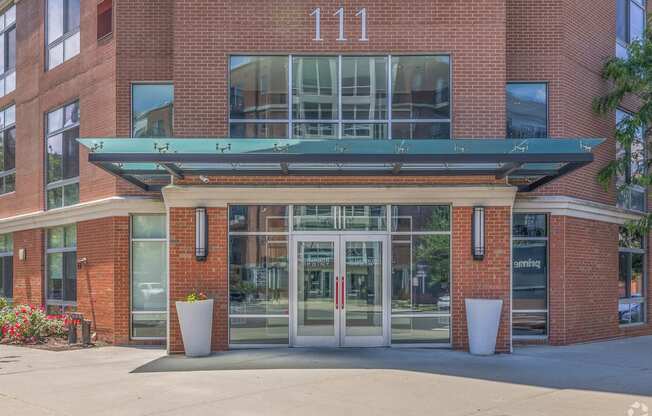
[82,320,92,345]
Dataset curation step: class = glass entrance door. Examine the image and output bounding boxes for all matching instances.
[292,235,388,347]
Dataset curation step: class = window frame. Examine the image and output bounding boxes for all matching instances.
[615,108,647,212]
[45,0,81,71]
[227,54,453,140]
[130,214,168,340]
[130,82,175,138]
[0,104,16,196]
[0,233,12,300]
[617,0,646,58]
[618,227,647,326]
[44,99,80,210]
[506,81,549,139]
[44,224,77,313]
[511,213,549,339]
[0,4,16,97]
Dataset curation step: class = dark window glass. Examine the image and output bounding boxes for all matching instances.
[292,57,338,120]
[3,127,15,171]
[513,214,547,237]
[391,122,450,139]
[6,27,15,71]
[0,256,12,298]
[619,226,644,249]
[512,240,548,311]
[230,56,288,120]
[513,312,547,336]
[617,0,628,42]
[391,205,450,232]
[391,235,451,314]
[229,122,288,139]
[507,83,548,138]
[132,84,174,137]
[391,56,450,120]
[228,205,288,233]
[229,236,289,315]
[63,251,77,302]
[62,127,80,179]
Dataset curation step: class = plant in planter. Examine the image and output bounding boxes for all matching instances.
[0,305,67,344]
[175,291,214,357]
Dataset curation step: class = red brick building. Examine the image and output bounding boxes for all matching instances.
[0,0,649,353]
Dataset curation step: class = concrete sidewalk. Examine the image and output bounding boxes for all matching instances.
[0,336,651,416]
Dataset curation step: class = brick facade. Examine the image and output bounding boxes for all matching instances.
[0,0,649,353]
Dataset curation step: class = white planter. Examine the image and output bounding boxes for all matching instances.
[465,298,503,356]
[175,299,214,357]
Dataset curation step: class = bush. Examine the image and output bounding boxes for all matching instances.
[0,297,8,311]
[0,305,67,344]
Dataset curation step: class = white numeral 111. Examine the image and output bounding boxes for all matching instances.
[310,8,368,42]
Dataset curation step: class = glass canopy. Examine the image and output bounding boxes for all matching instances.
[77,138,604,192]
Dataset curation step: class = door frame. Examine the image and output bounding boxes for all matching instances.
[289,233,390,347]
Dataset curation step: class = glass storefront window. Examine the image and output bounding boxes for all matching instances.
[0,233,12,299]
[293,205,337,231]
[46,224,77,313]
[131,215,167,339]
[512,214,548,337]
[132,84,174,138]
[391,205,450,232]
[229,55,450,139]
[619,226,647,325]
[229,205,288,233]
[506,83,548,139]
[229,317,289,345]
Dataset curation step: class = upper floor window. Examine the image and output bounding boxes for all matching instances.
[47,0,80,70]
[0,233,12,300]
[0,5,16,97]
[617,0,646,58]
[96,0,112,40]
[616,109,646,212]
[0,105,15,195]
[228,55,451,139]
[132,84,174,137]
[506,83,548,139]
[46,101,79,209]
[619,227,646,325]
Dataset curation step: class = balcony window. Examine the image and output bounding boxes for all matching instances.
[0,105,15,195]
[229,55,451,139]
[506,83,548,139]
[47,0,80,70]
[132,84,174,138]
[0,5,16,97]
[46,101,79,209]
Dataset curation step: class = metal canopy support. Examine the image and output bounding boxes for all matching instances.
[98,162,152,191]
[495,162,524,179]
[161,163,185,179]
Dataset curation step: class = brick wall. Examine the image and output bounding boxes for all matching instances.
[168,207,229,353]
[452,206,512,352]
[76,216,130,343]
[549,216,652,345]
[11,228,44,306]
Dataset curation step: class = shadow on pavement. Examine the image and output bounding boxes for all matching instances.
[131,336,652,397]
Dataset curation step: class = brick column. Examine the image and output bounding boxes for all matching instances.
[12,228,44,307]
[548,215,567,345]
[168,207,228,353]
[451,206,511,352]
[76,216,130,343]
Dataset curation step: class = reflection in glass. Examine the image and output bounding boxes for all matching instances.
[391,56,450,119]
[132,241,167,311]
[293,205,336,231]
[229,122,288,139]
[342,205,386,231]
[47,0,64,44]
[229,236,288,315]
[512,240,547,310]
[47,134,63,183]
[506,83,547,138]
[341,56,387,120]
[391,205,450,232]
[512,312,547,336]
[391,316,450,343]
[229,205,288,233]
[230,56,288,120]
[345,241,383,336]
[293,123,337,139]
[297,241,335,336]
[230,317,289,344]
[133,215,167,239]
[513,214,547,238]
[47,252,63,300]
[392,122,449,139]
[132,313,166,338]
[391,235,450,314]
[293,56,338,120]
[132,84,174,137]
[342,123,387,139]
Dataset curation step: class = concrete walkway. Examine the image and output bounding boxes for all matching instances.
[0,336,651,416]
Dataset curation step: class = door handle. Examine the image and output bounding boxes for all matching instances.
[335,276,339,309]
[341,276,345,310]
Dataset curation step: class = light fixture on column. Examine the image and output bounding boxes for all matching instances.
[472,206,485,260]
[195,207,208,261]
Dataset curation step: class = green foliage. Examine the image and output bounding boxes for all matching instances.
[0,297,9,311]
[593,26,652,230]
[185,291,208,302]
[0,305,67,344]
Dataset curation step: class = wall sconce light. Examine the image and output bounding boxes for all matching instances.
[472,206,485,260]
[18,248,26,261]
[195,207,208,261]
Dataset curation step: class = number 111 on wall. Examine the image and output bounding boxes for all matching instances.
[310,8,368,42]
